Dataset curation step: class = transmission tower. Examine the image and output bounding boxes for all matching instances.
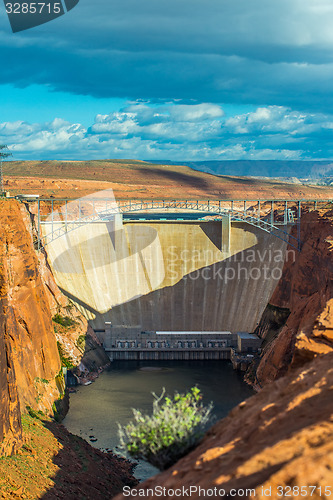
[0,145,12,195]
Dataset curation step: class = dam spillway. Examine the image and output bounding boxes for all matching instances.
[41,206,291,336]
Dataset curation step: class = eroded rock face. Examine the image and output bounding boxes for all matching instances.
[255,210,333,387]
[0,260,22,456]
[0,200,62,454]
[0,200,62,430]
[0,200,109,456]
[115,352,333,500]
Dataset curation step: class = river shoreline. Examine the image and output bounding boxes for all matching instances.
[63,359,254,481]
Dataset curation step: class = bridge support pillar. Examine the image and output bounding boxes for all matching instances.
[221,214,231,253]
[107,213,123,247]
[114,213,123,231]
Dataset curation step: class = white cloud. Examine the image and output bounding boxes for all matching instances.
[168,104,224,122]
[224,106,333,136]
[8,119,86,152]
[1,102,333,161]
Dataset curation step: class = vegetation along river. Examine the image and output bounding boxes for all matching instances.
[63,360,254,481]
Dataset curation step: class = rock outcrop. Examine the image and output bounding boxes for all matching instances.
[0,199,109,456]
[0,261,22,456]
[0,199,61,455]
[254,210,333,387]
[115,351,333,500]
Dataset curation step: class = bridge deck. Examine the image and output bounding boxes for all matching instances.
[34,198,333,251]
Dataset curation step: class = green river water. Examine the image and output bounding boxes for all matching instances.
[63,360,254,481]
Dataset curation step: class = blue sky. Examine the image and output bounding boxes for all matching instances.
[1,0,333,161]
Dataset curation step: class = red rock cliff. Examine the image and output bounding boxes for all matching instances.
[0,256,22,456]
[254,210,333,387]
[0,199,109,456]
[0,199,62,455]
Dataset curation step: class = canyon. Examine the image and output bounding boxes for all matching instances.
[0,176,332,498]
[114,207,333,500]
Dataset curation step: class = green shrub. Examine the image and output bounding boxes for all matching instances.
[52,313,76,328]
[26,406,44,419]
[118,387,214,470]
[56,341,74,369]
[34,377,49,385]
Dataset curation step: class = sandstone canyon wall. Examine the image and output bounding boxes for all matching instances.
[253,210,333,387]
[0,199,62,455]
[0,199,109,456]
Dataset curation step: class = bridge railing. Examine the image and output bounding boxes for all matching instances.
[115,199,309,225]
[34,198,333,250]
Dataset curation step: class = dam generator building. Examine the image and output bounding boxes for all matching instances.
[101,324,262,361]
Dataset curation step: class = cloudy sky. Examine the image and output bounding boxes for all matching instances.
[1,0,333,161]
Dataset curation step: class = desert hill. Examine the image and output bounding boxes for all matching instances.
[3,160,333,200]
[154,159,333,179]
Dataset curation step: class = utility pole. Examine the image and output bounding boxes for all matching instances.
[0,145,12,195]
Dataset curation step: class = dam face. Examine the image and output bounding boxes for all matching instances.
[43,218,289,333]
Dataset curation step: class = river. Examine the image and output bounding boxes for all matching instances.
[63,360,254,481]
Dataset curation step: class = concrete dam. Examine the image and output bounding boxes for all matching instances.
[40,199,293,340]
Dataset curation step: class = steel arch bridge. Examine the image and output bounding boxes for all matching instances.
[117,199,299,249]
[36,198,303,251]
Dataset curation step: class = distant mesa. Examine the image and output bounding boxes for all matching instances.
[150,159,333,182]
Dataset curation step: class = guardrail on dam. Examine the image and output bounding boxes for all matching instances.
[36,198,331,336]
